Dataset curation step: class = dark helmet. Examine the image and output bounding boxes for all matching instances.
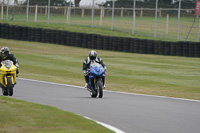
[89,50,97,60]
[0,47,10,59]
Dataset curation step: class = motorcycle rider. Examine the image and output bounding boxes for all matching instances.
[82,50,106,89]
[0,47,19,75]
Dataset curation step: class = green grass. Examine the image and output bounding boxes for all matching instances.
[1,38,200,100]
[0,96,114,133]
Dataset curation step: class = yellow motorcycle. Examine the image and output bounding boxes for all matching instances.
[0,60,17,96]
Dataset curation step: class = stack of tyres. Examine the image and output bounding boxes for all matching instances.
[30,28,36,41]
[154,41,160,55]
[5,24,10,39]
[129,38,135,53]
[66,31,71,46]
[1,23,7,39]
[117,37,123,52]
[147,40,154,54]
[103,36,110,50]
[15,26,22,40]
[176,41,183,56]
[61,31,67,45]
[97,35,103,50]
[122,38,131,52]
[51,30,56,44]
[0,23,2,38]
[122,38,130,52]
[112,37,119,51]
[9,25,15,40]
[108,36,113,51]
[159,41,165,55]
[194,42,200,57]
[41,29,47,43]
[27,27,32,41]
[139,39,147,54]
[35,28,42,42]
[164,41,170,56]
[55,30,61,44]
[182,41,189,57]
[82,33,88,48]
[45,29,52,43]
[75,33,83,47]
[91,34,98,49]
[170,42,177,56]
[133,38,140,53]
[70,32,76,46]
[188,42,194,57]
[87,34,93,48]
[21,27,28,41]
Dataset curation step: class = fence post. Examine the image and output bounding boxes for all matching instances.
[47,0,50,24]
[159,8,162,17]
[91,0,94,27]
[82,8,84,17]
[177,0,181,40]
[6,0,9,21]
[102,7,105,17]
[199,19,200,42]
[1,3,3,20]
[111,0,115,31]
[166,14,169,34]
[64,6,66,16]
[45,6,47,16]
[154,0,158,38]
[68,0,71,25]
[100,7,103,26]
[140,8,143,17]
[121,7,123,17]
[132,0,136,34]
[26,0,29,22]
[35,5,38,22]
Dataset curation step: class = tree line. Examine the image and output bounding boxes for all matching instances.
[20,0,196,8]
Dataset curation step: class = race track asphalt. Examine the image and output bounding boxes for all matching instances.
[8,78,200,133]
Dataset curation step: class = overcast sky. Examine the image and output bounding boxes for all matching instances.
[80,0,107,6]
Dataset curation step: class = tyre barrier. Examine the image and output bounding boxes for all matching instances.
[122,37,130,52]
[103,36,110,50]
[0,23,200,58]
[61,31,67,45]
[97,35,103,50]
[189,42,194,57]
[82,33,88,48]
[133,38,140,53]
[147,40,154,54]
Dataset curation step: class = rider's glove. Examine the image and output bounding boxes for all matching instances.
[83,70,87,74]
[104,66,107,72]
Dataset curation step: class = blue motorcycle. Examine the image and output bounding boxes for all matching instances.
[88,62,105,98]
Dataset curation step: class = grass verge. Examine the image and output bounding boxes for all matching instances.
[0,96,114,133]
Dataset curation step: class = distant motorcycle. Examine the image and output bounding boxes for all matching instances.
[86,62,105,98]
[0,60,17,96]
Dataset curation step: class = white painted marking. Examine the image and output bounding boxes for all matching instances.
[84,116,125,133]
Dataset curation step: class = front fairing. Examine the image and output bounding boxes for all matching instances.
[90,63,104,77]
[0,60,17,87]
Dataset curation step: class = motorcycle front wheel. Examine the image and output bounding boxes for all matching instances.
[7,77,13,96]
[97,79,103,98]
